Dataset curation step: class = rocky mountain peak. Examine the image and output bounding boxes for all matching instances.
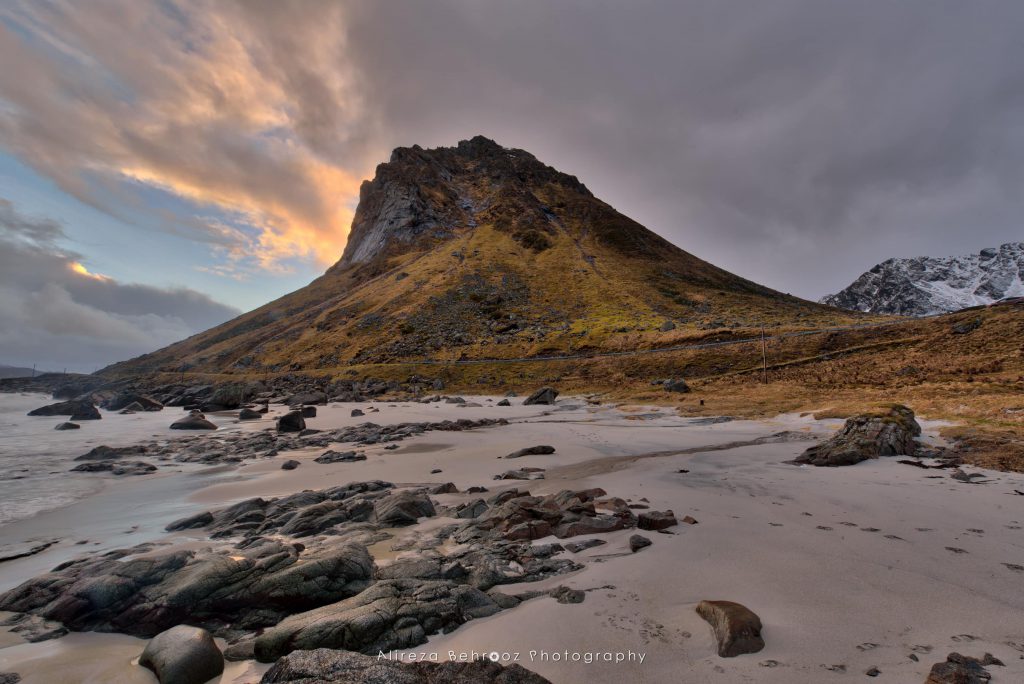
[822,241,1024,315]
[337,136,591,268]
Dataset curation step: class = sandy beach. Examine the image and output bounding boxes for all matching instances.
[1,395,1022,683]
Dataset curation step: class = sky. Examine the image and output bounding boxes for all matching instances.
[1,1,1023,371]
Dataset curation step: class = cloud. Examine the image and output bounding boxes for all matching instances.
[3,1,1024,296]
[0,199,239,371]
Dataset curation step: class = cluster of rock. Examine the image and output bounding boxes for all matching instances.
[794,404,921,467]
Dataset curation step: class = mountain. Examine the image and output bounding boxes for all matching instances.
[0,364,39,379]
[822,242,1024,316]
[102,136,857,378]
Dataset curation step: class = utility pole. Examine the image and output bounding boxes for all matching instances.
[760,325,768,385]
[31,363,36,379]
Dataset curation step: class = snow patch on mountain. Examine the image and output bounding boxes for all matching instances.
[821,242,1024,316]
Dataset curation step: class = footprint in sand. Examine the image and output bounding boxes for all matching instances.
[911,645,933,654]
[1002,563,1024,573]
[816,526,834,531]
[861,527,881,532]
[857,643,880,651]
[946,547,969,554]
[822,664,847,672]
[769,522,783,527]
[966,528,985,534]
[916,527,934,532]
[951,634,978,642]
[839,522,858,527]
[884,534,905,541]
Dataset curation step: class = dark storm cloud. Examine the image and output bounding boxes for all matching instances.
[2,0,1023,298]
[0,199,239,371]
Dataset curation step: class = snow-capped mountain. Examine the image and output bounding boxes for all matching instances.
[821,242,1024,316]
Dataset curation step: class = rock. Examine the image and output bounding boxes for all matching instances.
[54,422,80,430]
[27,399,99,418]
[165,511,214,531]
[238,408,262,420]
[682,515,699,525]
[564,539,607,553]
[300,406,317,418]
[696,600,765,657]
[664,378,690,393]
[253,579,502,661]
[637,510,678,531]
[139,625,224,684]
[351,409,365,417]
[374,489,436,526]
[108,393,164,412]
[314,450,366,464]
[259,648,552,683]
[76,444,147,461]
[794,404,921,467]
[925,652,999,683]
[504,445,556,459]
[549,586,585,604]
[430,468,442,474]
[495,468,546,481]
[286,391,328,406]
[281,459,301,470]
[431,378,445,391]
[629,534,652,552]
[660,320,676,332]
[865,666,881,677]
[523,387,559,405]
[951,317,982,335]
[70,460,157,476]
[120,401,145,413]
[277,410,306,433]
[497,399,511,406]
[0,674,20,684]
[170,414,217,430]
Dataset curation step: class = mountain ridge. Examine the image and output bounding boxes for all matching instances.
[102,136,860,378]
[822,242,1024,316]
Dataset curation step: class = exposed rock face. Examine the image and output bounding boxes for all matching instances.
[523,387,559,405]
[795,404,921,467]
[259,648,552,684]
[822,242,1024,316]
[254,579,503,661]
[925,652,1002,683]
[0,539,374,639]
[139,625,224,684]
[696,600,765,657]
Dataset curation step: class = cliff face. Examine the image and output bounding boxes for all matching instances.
[103,136,854,377]
[823,243,1024,316]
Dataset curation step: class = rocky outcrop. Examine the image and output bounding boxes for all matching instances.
[523,387,558,405]
[795,404,921,467]
[696,600,765,657]
[0,539,373,639]
[259,648,552,684]
[139,625,224,684]
[254,579,503,661]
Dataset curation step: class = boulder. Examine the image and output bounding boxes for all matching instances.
[170,414,217,430]
[0,674,20,684]
[523,387,558,405]
[139,625,224,684]
[71,404,102,421]
[637,510,678,531]
[277,410,306,433]
[314,450,366,464]
[120,402,145,413]
[70,461,157,476]
[664,379,690,393]
[27,399,97,418]
[925,652,1001,683]
[497,399,511,406]
[795,404,921,467]
[300,406,317,418]
[238,408,262,420]
[281,460,301,470]
[286,391,328,406]
[696,600,765,657]
[76,444,147,461]
[374,490,436,526]
[504,445,556,459]
[351,409,365,417]
[254,579,502,661]
[54,422,80,430]
[259,648,552,684]
[629,534,652,552]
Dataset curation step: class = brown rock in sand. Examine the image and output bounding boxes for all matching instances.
[925,652,1001,684]
[696,600,765,657]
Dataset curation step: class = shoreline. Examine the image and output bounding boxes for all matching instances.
[1,396,1022,683]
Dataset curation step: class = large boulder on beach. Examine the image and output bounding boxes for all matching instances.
[795,404,921,467]
[277,410,306,433]
[139,625,224,684]
[523,387,558,405]
[27,399,96,418]
[170,413,217,430]
[254,579,502,662]
[696,600,765,657]
[259,647,552,684]
[637,510,677,531]
[504,445,555,459]
[238,408,262,420]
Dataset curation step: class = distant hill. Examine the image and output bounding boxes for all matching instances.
[822,242,1024,316]
[0,365,42,379]
[102,136,862,378]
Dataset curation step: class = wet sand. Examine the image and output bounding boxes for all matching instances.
[1,397,1022,682]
